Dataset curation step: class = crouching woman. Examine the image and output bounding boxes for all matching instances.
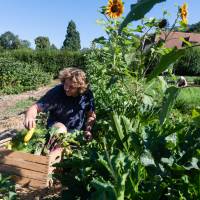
[24,67,96,141]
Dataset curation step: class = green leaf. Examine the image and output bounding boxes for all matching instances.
[116,172,129,200]
[159,86,180,124]
[9,191,17,200]
[140,150,156,166]
[124,53,136,66]
[179,37,192,47]
[158,76,168,93]
[146,48,186,82]
[91,178,117,200]
[192,109,200,118]
[119,0,166,32]
[185,157,199,170]
[111,113,128,152]
[98,154,116,179]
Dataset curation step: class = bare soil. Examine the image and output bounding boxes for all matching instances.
[0,80,59,133]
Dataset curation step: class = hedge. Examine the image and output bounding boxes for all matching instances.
[0,57,52,94]
[0,49,86,77]
[174,47,200,76]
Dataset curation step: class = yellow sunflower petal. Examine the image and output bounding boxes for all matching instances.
[106,0,124,19]
[180,2,188,25]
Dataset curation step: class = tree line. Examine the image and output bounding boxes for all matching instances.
[0,20,81,51]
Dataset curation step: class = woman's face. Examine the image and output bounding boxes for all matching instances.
[64,79,79,97]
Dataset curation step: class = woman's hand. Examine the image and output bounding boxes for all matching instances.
[24,104,38,129]
[24,116,36,130]
[84,131,93,141]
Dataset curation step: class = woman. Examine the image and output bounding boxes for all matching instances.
[24,67,96,141]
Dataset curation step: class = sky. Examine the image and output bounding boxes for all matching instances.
[0,0,198,49]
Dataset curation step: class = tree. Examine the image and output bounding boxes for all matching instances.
[20,40,31,49]
[0,31,21,49]
[34,36,50,50]
[188,21,200,33]
[62,20,81,51]
[51,44,57,50]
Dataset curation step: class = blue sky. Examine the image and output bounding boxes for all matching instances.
[0,0,198,49]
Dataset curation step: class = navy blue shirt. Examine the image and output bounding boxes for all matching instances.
[37,84,95,132]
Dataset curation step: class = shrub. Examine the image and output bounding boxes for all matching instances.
[0,57,52,94]
[174,47,200,76]
[194,77,200,85]
[0,49,86,77]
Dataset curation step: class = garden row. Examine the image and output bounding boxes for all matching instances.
[0,43,200,95]
[0,49,86,94]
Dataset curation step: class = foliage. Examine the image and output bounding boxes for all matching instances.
[194,77,200,85]
[35,36,51,50]
[0,57,52,94]
[0,173,17,200]
[0,49,86,77]
[0,31,30,50]
[175,87,200,114]
[119,0,166,32]
[188,21,200,33]
[1,1,199,199]
[10,127,47,154]
[52,1,200,199]
[7,114,83,156]
[159,86,180,124]
[62,20,81,51]
[0,31,21,50]
[55,112,200,200]
[20,40,31,49]
[174,47,200,76]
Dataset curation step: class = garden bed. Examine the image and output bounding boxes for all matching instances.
[0,138,62,188]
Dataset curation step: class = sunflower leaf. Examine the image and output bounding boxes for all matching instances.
[159,86,180,125]
[119,0,166,33]
[146,48,186,82]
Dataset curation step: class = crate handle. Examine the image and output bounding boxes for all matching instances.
[55,155,61,161]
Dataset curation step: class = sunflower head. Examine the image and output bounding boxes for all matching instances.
[158,19,168,28]
[106,0,124,19]
[180,2,188,25]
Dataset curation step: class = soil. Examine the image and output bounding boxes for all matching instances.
[15,182,62,200]
[0,80,59,133]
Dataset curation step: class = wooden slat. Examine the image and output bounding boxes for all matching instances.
[0,164,48,181]
[0,149,48,164]
[48,148,62,174]
[13,175,48,188]
[0,147,63,188]
[0,137,12,145]
[48,148,62,164]
[0,157,48,173]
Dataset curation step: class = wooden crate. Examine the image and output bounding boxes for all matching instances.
[0,140,62,188]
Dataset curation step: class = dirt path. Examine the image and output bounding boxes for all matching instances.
[0,80,59,133]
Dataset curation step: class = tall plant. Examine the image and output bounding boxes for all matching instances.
[87,0,193,125]
[56,1,200,199]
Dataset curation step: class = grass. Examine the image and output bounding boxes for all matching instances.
[145,76,200,114]
[184,76,200,82]
[175,87,200,113]
[4,97,36,118]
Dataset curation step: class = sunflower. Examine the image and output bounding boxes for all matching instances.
[180,3,188,25]
[106,0,124,19]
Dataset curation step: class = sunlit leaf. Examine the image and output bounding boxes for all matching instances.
[159,86,180,124]
[147,48,186,82]
[140,150,156,166]
[119,0,166,32]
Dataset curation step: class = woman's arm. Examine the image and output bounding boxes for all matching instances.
[84,111,96,141]
[85,111,96,131]
[24,104,42,130]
